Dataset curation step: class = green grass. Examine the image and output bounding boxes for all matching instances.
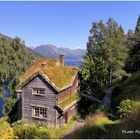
[64,71,140,139]
[43,118,75,138]
[64,113,122,139]
[112,71,140,104]
[12,117,76,139]
[59,93,80,109]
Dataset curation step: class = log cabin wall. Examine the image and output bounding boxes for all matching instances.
[21,74,58,127]
[57,75,79,103]
[67,104,78,121]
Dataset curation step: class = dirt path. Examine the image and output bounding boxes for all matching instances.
[61,86,115,138]
[101,86,115,107]
[61,119,85,138]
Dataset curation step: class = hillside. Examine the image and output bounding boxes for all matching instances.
[63,71,140,139]
[27,47,44,58]
[0,33,35,94]
[111,71,140,109]
[34,44,86,59]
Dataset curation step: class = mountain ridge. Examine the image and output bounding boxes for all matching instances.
[34,44,86,60]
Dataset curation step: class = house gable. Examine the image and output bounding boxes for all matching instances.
[21,72,58,93]
[21,74,58,127]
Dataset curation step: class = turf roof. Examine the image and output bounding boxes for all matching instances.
[59,93,80,110]
[20,58,78,90]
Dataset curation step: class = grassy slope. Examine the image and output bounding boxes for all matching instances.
[64,71,140,139]
[112,71,140,108]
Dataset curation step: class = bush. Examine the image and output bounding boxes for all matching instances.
[0,117,16,139]
[12,121,50,139]
[111,85,123,99]
[2,97,17,116]
[121,73,131,81]
[88,103,99,114]
[117,99,136,118]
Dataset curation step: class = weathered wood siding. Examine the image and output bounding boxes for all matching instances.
[57,75,79,103]
[21,74,58,127]
[56,75,80,127]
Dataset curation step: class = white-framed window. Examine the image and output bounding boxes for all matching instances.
[32,106,47,119]
[75,80,79,87]
[32,88,45,95]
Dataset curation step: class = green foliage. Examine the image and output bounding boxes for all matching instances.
[2,97,17,116]
[12,121,50,139]
[112,71,140,105]
[88,103,99,114]
[12,118,76,139]
[80,55,108,97]
[0,117,16,139]
[64,107,140,139]
[125,15,140,73]
[135,15,140,41]
[80,18,128,98]
[0,34,35,96]
[117,99,136,118]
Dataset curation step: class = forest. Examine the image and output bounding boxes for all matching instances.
[0,15,140,139]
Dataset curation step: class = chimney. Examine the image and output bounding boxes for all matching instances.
[32,60,35,66]
[41,62,47,68]
[59,55,64,65]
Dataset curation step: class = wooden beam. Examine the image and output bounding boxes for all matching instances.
[81,93,101,103]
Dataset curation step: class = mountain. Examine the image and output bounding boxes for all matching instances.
[28,47,44,58]
[34,44,86,60]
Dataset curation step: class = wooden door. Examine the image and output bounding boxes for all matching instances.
[64,112,68,124]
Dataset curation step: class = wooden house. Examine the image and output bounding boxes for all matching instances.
[17,55,80,127]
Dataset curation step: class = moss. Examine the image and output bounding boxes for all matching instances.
[20,58,78,89]
[59,93,80,109]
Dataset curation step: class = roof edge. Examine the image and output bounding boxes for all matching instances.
[19,70,78,92]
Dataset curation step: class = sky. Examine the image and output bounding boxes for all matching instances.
[0,1,140,49]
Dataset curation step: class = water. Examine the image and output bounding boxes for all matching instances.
[0,59,82,117]
[65,59,82,66]
[0,98,4,117]
[0,82,11,117]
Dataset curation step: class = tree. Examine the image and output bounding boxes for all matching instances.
[135,15,140,42]
[81,18,128,97]
[80,55,108,98]
[0,34,35,97]
[125,15,140,72]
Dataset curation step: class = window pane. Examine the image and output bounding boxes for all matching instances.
[33,88,45,95]
[32,106,47,119]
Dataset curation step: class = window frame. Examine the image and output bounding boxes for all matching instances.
[32,106,48,120]
[32,88,46,96]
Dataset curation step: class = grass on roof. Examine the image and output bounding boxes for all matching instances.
[59,93,80,109]
[20,58,78,89]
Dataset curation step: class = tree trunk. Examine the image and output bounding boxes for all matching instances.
[109,69,112,83]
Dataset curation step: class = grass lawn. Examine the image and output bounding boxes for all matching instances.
[41,118,76,138]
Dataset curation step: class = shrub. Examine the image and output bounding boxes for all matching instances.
[111,85,123,99]
[12,121,50,139]
[2,97,17,116]
[0,117,16,139]
[117,99,136,118]
[121,73,131,81]
[88,103,99,114]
